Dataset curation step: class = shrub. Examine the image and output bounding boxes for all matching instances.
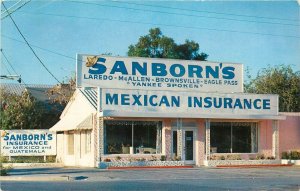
[115,156,122,161]
[103,158,111,162]
[135,158,146,162]
[46,156,56,163]
[160,155,166,161]
[256,154,265,160]
[266,156,275,160]
[281,151,300,160]
[150,155,157,161]
[0,154,8,163]
[290,151,300,160]
[281,152,289,159]
[218,155,225,160]
[226,155,241,160]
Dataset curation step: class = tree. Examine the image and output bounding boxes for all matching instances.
[47,77,76,107]
[0,89,44,130]
[245,65,300,112]
[128,28,208,60]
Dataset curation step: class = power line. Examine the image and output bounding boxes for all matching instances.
[2,35,75,61]
[20,11,300,39]
[67,0,300,27]
[1,49,27,85]
[1,0,31,20]
[2,1,61,84]
[114,1,300,22]
[1,49,19,75]
[1,61,12,75]
[2,34,124,74]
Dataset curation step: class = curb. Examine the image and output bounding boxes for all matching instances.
[216,164,293,168]
[0,175,70,181]
[108,165,194,170]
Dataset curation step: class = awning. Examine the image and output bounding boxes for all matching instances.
[101,110,286,120]
[50,113,93,132]
[77,114,93,130]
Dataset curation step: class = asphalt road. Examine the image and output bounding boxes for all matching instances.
[1,167,300,191]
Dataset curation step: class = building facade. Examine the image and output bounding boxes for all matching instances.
[50,55,299,167]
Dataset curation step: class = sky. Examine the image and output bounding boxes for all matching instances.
[1,0,299,85]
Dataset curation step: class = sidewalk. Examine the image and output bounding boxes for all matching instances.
[0,167,102,182]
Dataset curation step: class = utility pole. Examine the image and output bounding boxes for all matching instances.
[0,75,22,83]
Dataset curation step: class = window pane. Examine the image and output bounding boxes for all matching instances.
[134,122,161,154]
[85,130,91,153]
[172,131,178,156]
[67,133,74,155]
[105,121,132,154]
[232,123,252,153]
[210,122,231,153]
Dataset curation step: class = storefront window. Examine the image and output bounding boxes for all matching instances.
[105,121,162,154]
[210,122,257,153]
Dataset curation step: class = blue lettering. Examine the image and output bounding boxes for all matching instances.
[132,95,142,106]
[111,61,128,75]
[263,99,270,109]
[254,99,262,109]
[170,64,185,77]
[152,63,167,76]
[206,66,219,78]
[132,62,147,76]
[159,96,170,107]
[204,97,212,108]
[88,57,107,74]
[171,96,180,107]
[48,134,53,141]
[222,66,235,79]
[244,99,252,109]
[234,99,243,109]
[149,95,158,106]
[106,93,118,105]
[188,65,203,78]
[224,98,233,108]
[121,94,130,105]
[213,98,222,108]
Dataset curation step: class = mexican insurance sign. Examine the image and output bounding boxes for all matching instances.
[0,130,56,156]
[100,88,278,117]
[76,55,243,93]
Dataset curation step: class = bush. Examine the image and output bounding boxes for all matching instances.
[160,155,166,161]
[103,158,111,162]
[281,152,289,159]
[226,155,241,160]
[281,151,300,160]
[256,154,265,160]
[290,151,300,160]
[0,155,8,163]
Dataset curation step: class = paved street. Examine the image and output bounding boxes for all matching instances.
[1,167,300,191]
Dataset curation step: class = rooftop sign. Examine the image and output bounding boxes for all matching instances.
[77,55,243,93]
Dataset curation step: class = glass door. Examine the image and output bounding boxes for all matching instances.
[184,130,194,161]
